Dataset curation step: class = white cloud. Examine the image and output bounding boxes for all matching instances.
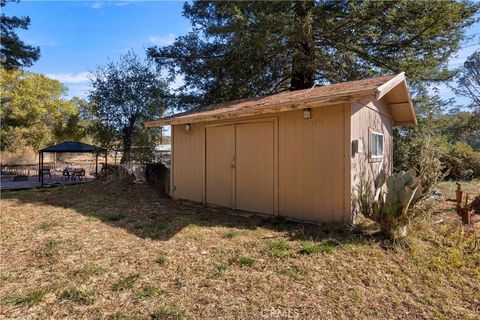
[46,72,90,84]
[91,1,102,9]
[65,83,91,99]
[149,33,176,47]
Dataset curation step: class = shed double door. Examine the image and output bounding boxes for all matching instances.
[206,121,275,214]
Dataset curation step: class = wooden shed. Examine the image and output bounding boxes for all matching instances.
[145,73,416,223]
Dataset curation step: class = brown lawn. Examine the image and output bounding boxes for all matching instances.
[0,180,479,319]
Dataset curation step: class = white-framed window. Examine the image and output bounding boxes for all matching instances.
[370,129,384,160]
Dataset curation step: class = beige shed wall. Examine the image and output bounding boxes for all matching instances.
[170,103,351,223]
[350,99,393,214]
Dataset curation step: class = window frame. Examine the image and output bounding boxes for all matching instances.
[369,128,384,161]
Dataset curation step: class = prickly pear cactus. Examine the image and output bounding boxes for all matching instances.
[371,169,421,239]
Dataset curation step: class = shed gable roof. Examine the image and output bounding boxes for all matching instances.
[146,73,415,127]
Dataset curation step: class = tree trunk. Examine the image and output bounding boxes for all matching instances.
[290,0,316,91]
[120,122,135,164]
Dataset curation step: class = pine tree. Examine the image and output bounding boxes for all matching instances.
[148,0,478,109]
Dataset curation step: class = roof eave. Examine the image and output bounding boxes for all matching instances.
[376,72,417,127]
[145,89,377,127]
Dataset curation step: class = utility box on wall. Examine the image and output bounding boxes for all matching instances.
[352,139,364,155]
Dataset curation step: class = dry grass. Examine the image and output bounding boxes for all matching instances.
[0,181,479,319]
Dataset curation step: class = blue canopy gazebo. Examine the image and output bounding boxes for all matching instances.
[38,141,107,186]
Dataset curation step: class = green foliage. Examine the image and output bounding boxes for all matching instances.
[88,51,169,163]
[0,68,84,152]
[300,241,318,255]
[319,239,340,253]
[238,256,255,266]
[394,111,480,181]
[136,284,162,299]
[441,142,480,180]
[155,255,167,265]
[111,273,140,291]
[0,0,40,70]
[223,230,237,239]
[60,288,94,305]
[371,169,421,239]
[267,238,290,257]
[1,290,44,306]
[216,261,228,274]
[148,1,478,109]
[417,137,447,197]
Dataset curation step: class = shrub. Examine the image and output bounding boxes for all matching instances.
[418,137,447,198]
[353,175,374,219]
[441,142,480,180]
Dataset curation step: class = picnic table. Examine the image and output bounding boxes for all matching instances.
[61,168,85,181]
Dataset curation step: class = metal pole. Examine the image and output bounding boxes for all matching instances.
[95,153,98,177]
[40,152,44,187]
[38,152,41,182]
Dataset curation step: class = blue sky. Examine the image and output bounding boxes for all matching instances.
[3,0,480,107]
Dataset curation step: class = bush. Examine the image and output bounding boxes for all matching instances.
[441,142,480,180]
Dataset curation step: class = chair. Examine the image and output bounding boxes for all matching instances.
[73,168,85,181]
[40,168,52,180]
[61,169,71,181]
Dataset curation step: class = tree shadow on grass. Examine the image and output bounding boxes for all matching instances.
[1,181,380,245]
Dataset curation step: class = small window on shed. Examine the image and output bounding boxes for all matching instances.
[370,129,384,160]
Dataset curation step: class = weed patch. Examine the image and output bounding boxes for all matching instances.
[111,274,140,291]
[60,288,94,305]
[319,239,341,253]
[155,255,167,265]
[38,220,61,230]
[300,241,318,255]
[136,284,162,299]
[238,256,255,266]
[223,230,237,239]
[1,290,44,306]
[267,238,290,257]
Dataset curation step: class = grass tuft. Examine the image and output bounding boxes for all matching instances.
[150,304,192,319]
[216,261,228,274]
[319,239,341,253]
[299,241,318,255]
[267,238,290,257]
[1,290,44,306]
[60,287,94,305]
[155,255,167,265]
[136,284,163,299]
[39,220,61,230]
[43,239,61,258]
[223,230,237,239]
[73,265,105,278]
[111,274,140,291]
[238,256,255,266]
